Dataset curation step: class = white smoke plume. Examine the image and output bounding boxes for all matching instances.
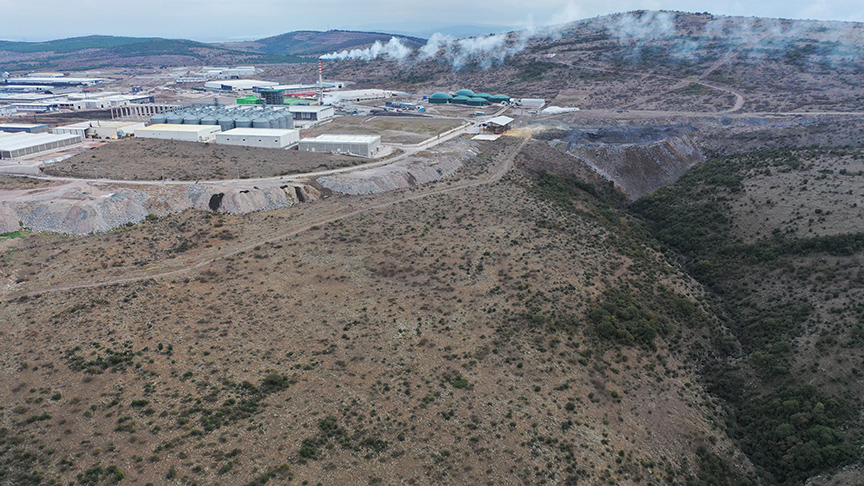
[321,7,864,73]
[612,11,676,42]
[320,37,412,62]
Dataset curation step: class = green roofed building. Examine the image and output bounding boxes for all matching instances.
[429,92,452,104]
[237,95,261,105]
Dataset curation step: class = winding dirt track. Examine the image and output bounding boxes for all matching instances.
[6,137,528,300]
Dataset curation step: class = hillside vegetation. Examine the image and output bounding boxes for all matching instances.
[632,147,864,484]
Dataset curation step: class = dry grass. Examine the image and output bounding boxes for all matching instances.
[0,149,742,485]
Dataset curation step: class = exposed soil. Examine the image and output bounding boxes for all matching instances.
[302,115,464,144]
[41,138,371,181]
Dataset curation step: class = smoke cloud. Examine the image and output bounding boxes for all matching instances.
[320,37,412,62]
[321,8,864,73]
[420,31,533,70]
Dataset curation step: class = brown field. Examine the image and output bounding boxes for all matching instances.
[303,115,465,144]
[41,138,372,181]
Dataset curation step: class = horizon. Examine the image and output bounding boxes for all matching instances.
[1,1,863,43]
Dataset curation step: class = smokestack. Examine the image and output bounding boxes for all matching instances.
[318,59,323,105]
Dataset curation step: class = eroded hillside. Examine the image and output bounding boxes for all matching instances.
[0,140,752,485]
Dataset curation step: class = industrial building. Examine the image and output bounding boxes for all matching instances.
[203,80,279,92]
[135,124,221,142]
[53,121,145,139]
[429,92,452,104]
[216,128,300,149]
[299,134,381,157]
[288,105,334,127]
[0,131,82,159]
[482,116,514,134]
[150,105,294,131]
[0,123,50,134]
[427,91,510,105]
[9,101,61,112]
[200,66,261,78]
[322,89,395,104]
[0,106,17,116]
[519,99,546,109]
[0,93,63,105]
[2,76,109,86]
[386,100,421,110]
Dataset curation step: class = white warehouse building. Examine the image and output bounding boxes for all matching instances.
[288,105,334,127]
[0,131,82,159]
[216,128,300,149]
[135,124,221,142]
[299,134,381,158]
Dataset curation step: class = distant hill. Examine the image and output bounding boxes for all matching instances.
[0,35,313,72]
[0,31,427,72]
[228,30,426,57]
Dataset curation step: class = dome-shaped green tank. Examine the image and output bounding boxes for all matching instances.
[467,97,489,106]
[454,89,475,97]
[451,95,471,105]
[429,92,452,104]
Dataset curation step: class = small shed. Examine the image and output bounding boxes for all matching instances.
[483,116,514,134]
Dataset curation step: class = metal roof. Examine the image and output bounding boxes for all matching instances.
[302,134,381,144]
[219,128,299,136]
[56,121,145,129]
[0,123,48,129]
[486,116,514,126]
[137,124,222,133]
[0,131,80,151]
[288,105,333,113]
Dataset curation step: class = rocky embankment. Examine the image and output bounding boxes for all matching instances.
[0,182,319,235]
[316,141,476,195]
[547,125,705,200]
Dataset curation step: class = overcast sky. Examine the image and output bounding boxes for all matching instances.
[1,0,862,42]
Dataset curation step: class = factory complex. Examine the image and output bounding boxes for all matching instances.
[0,62,539,163]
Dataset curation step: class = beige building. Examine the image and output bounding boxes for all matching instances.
[135,124,221,142]
[216,128,300,149]
[53,121,146,139]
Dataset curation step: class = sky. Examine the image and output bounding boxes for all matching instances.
[1,0,863,42]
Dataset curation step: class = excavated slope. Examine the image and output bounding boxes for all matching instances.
[0,182,318,235]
